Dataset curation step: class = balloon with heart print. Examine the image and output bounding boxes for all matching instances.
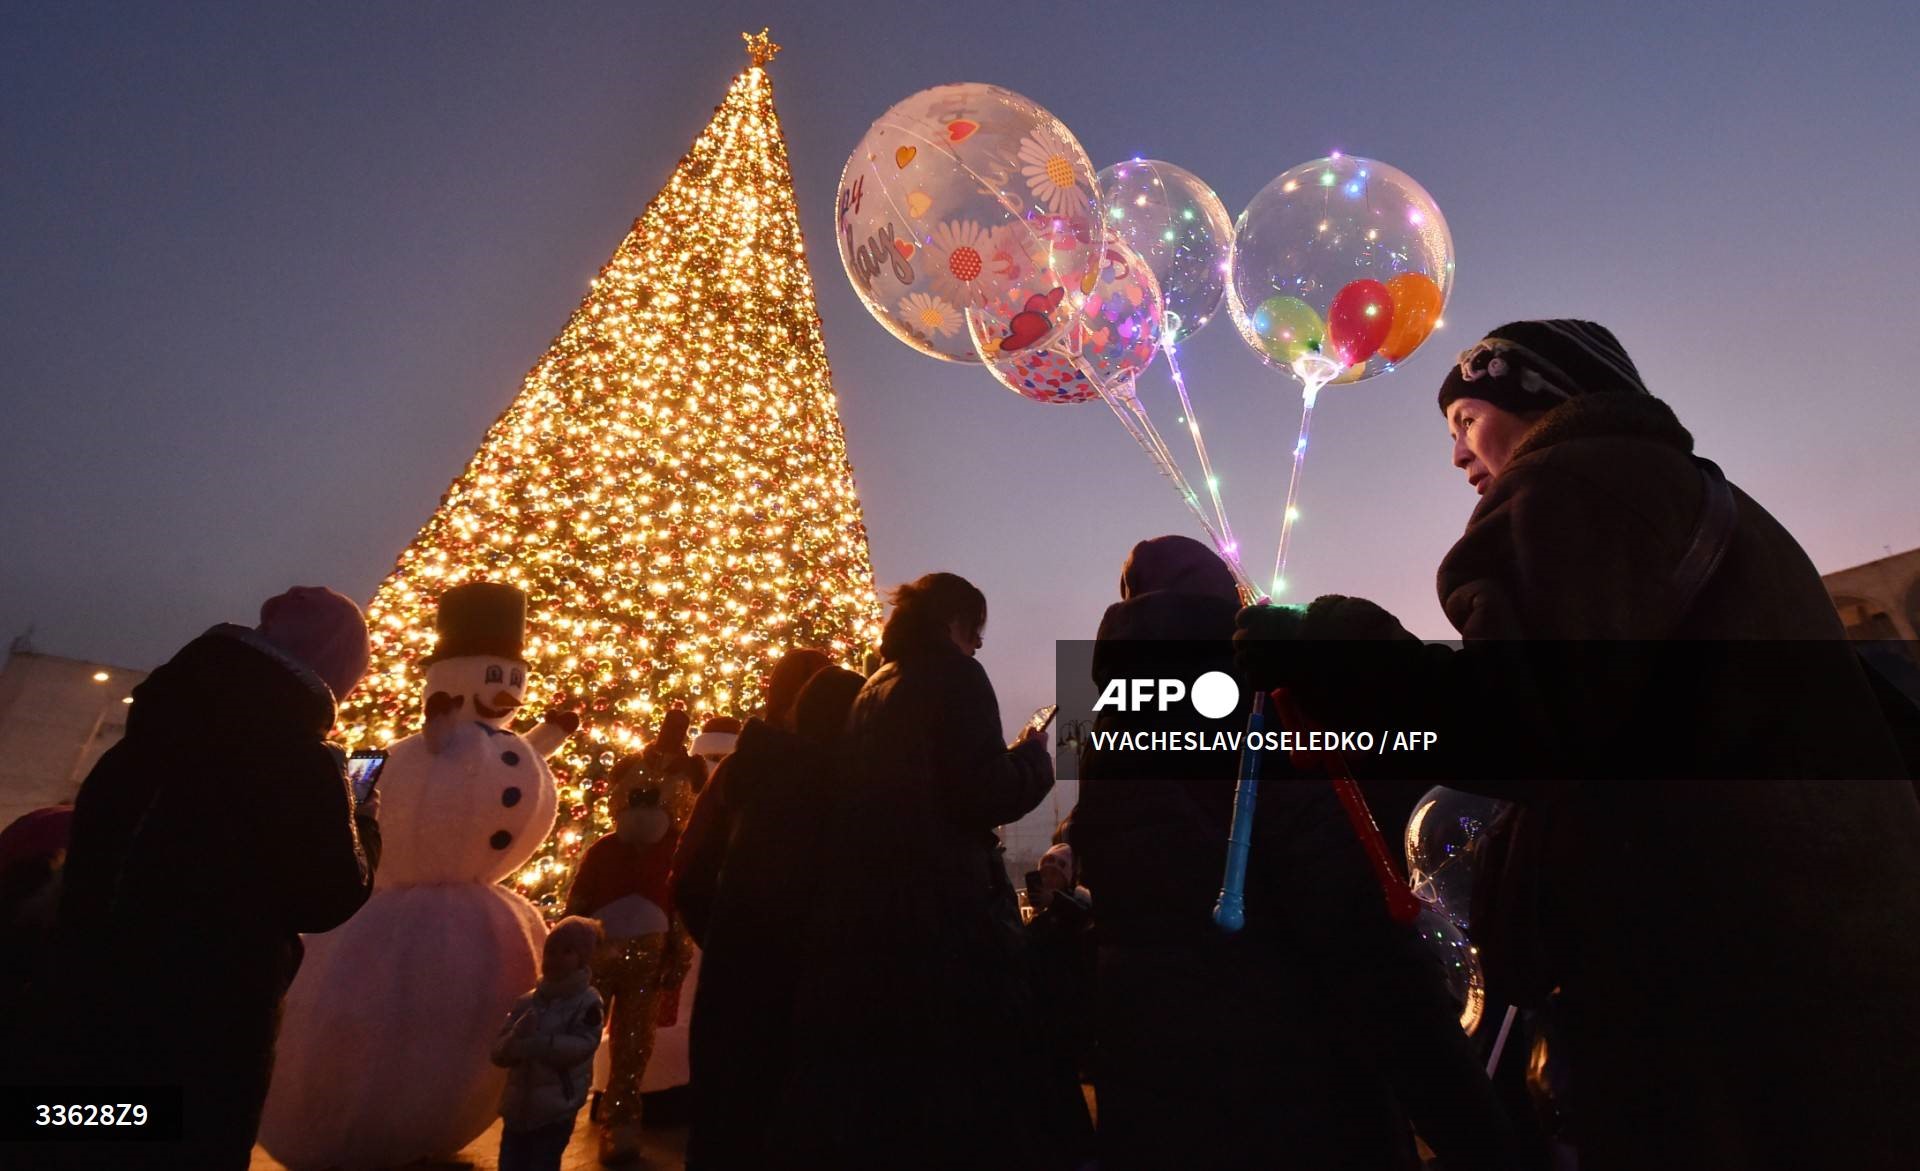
[970,240,1161,401]
[1067,239,1163,388]
[976,344,1100,405]
[1228,154,1454,388]
[836,83,1104,363]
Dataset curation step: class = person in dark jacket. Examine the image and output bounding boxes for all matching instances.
[780,572,1067,1170]
[1022,842,1095,1106]
[1235,320,1920,1170]
[18,586,380,1170]
[673,662,864,1171]
[0,805,72,1033]
[1071,535,1516,1171]
[672,646,835,943]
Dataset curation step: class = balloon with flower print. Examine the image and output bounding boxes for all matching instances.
[836,84,1104,363]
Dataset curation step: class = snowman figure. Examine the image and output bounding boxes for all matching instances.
[260,583,579,1170]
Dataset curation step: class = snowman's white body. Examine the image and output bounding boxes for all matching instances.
[260,657,568,1170]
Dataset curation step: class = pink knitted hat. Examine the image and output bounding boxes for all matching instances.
[257,586,372,702]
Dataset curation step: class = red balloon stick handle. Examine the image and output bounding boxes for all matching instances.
[1330,773,1423,925]
[1271,689,1423,925]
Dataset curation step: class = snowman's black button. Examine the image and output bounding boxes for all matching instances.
[501,787,522,807]
[501,750,521,767]
[490,830,512,850]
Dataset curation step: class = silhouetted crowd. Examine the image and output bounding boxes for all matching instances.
[5,319,1920,1171]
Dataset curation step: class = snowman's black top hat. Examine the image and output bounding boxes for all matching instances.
[423,582,527,666]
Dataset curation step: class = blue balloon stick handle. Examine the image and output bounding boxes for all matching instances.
[1214,690,1267,932]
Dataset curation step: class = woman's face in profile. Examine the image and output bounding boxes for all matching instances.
[1446,397,1539,495]
[947,617,983,657]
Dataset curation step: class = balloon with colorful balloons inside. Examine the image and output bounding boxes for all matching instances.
[1226,153,1455,598]
[1229,153,1454,397]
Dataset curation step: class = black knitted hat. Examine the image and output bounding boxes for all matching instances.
[1437,319,1649,416]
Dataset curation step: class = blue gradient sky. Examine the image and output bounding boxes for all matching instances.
[6,2,1918,734]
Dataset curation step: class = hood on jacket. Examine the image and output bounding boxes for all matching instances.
[1091,592,1240,688]
[1509,390,1693,466]
[1119,535,1239,603]
[127,624,337,745]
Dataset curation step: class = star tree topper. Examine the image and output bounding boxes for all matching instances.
[743,28,780,68]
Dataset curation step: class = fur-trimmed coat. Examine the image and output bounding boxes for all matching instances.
[1261,393,1920,1169]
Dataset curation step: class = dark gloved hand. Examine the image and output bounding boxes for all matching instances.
[540,708,582,734]
[1298,595,1418,643]
[1232,602,1308,690]
[1236,595,1419,699]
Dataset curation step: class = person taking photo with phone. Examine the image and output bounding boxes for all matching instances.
[13,586,382,1171]
[780,572,1080,1171]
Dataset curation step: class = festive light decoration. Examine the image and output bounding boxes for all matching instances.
[336,38,882,912]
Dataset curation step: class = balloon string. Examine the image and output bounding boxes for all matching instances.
[1118,379,1256,596]
[1071,356,1247,591]
[1160,338,1247,585]
[1121,380,1258,597]
[1270,374,1331,599]
[1105,383,1224,554]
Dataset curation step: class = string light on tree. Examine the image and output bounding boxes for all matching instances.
[336,32,881,911]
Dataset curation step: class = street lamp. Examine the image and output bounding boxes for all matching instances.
[1056,719,1092,754]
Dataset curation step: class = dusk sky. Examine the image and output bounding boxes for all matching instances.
[6,2,1918,734]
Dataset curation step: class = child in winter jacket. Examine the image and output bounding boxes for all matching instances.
[492,916,606,1171]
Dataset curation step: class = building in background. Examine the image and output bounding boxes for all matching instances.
[1825,548,1920,644]
[0,637,147,830]
[1825,547,1920,706]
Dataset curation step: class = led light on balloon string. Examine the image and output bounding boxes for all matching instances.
[1097,159,1249,589]
[1226,153,1455,598]
[1214,155,1453,960]
[1157,310,1244,577]
[967,239,1255,596]
[834,87,1264,595]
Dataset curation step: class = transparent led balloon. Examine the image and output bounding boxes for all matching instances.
[1415,906,1488,1035]
[976,345,1099,404]
[836,83,1103,363]
[1406,785,1506,928]
[1227,154,1454,387]
[972,239,1162,401]
[1096,159,1233,344]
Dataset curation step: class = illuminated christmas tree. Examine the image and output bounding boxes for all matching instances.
[339,30,882,910]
